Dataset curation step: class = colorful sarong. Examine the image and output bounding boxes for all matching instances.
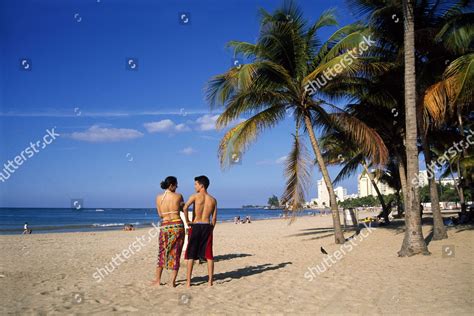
[157,219,185,270]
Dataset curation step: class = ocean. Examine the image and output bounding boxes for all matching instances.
[0,207,318,235]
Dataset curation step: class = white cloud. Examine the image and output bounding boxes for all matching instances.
[195,114,220,131]
[70,125,143,142]
[256,156,288,165]
[180,147,196,155]
[143,119,191,133]
[275,156,288,164]
[195,114,246,131]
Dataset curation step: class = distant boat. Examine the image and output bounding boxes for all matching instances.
[96,209,105,212]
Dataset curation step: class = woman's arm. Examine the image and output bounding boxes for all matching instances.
[183,195,195,226]
[155,195,162,218]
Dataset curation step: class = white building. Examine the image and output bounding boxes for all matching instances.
[316,178,330,207]
[439,177,456,186]
[309,178,347,207]
[417,170,429,187]
[358,172,395,197]
[414,170,456,187]
[334,186,347,202]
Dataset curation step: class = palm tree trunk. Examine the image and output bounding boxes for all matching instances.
[361,161,390,224]
[456,111,468,213]
[422,133,448,240]
[398,158,408,217]
[449,163,464,206]
[395,190,402,216]
[456,159,467,212]
[398,0,430,256]
[304,114,345,244]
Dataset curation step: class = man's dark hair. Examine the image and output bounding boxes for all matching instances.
[194,175,210,190]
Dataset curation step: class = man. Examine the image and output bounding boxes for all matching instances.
[183,175,217,287]
[22,222,30,234]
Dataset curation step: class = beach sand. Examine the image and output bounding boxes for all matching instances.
[1,213,473,314]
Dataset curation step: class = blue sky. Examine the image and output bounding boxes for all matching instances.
[0,0,365,208]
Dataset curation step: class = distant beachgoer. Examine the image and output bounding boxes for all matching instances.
[123,224,135,231]
[234,216,241,224]
[22,222,31,234]
[183,175,217,287]
[151,176,186,288]
[245,216,251,223]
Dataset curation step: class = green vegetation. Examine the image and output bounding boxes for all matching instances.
[267,195,280,207]
[339,195,380,208]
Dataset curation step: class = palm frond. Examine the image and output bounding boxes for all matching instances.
[281,132,313,222]
[424,53,474,120]
[217,106,287,169]
[330,112,389,165]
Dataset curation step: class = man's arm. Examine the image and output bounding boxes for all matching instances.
[211,201,217,227]
[183,195,195,226]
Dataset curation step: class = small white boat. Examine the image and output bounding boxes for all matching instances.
[96,209,105,212]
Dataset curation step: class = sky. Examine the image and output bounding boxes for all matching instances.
[0,0,368,208]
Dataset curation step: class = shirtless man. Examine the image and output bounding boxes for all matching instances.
[183,175,217,287]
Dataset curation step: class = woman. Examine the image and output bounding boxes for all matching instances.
[152,176,186,287]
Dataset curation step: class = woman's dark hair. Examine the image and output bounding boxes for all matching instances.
[194,175,210,189]
[160,176,178,190]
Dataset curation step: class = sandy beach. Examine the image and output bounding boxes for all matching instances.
[1,213,473,315]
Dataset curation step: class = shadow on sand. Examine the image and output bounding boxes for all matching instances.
[286,217,474,246]
[213,253,253,262]
[189,261,292,285]
[285,226,360,241]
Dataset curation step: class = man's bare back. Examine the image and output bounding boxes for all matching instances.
[190,192,217,224]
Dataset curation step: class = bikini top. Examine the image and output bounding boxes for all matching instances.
[160,190,180,215]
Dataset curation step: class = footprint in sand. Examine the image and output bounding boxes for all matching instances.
[57,273,67,280]
[94,298,112,304]
[113,306,139,312]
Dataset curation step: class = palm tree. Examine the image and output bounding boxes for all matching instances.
[347,0,472,247]
[379,159,404,217]
[420,131,448,239]
[424,53,474,214]
[320,131,391,223]
[205,1,388,244]
[398,0,430,256]
[433,127,474,209]
[417,6,473,239]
